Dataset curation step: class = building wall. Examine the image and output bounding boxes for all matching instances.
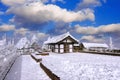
[88,47,108,52]
[54,43,73,53]
[80,43,108,52]
[48,36,79,53]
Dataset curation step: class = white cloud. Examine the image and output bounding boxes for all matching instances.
[75,23,120,34]
[37,32,49,45]
[103,0,107,3]
[81,35,104,42]
[0,24,15,31]
[37,32,49,39]
[77,0,101,9]
[51,0,65,3]
[0,11,4,15]
[40,0,49,3]
[6,2,95,23]
[98,24,120,33]
[1,0,26,6]
[15,28,29,35]
[75,24,97,34]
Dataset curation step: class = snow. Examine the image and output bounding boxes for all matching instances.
[4,55,22,80]
[0,38,6,46]
[0,34,6,46]
[2,49,120,80]
[0,46,18,80]
[82,42,109,49]
[31,35,38,44]
[5,55,50,80]
[31,53,42,60]
[44,32,79,44]
[15,37,30,49]
[41,52,120,80]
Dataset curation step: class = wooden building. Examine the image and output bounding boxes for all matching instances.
[80,42,109,52]
[43,32,79,53]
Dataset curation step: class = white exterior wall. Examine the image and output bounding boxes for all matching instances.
[69,49,73,52]
[69,44,73,52]
[69,44,73,48]
[55,49,58,53]
[60,44,64,48]
[67,39,72,43]
[60,44,64,53]
[87,47,107,52]
[55,44,58,48]
[60,49,64,53]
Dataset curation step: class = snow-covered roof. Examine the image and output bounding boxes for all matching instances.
[44,32,79,44]
[16,37,30,49]
[82,42,109,49]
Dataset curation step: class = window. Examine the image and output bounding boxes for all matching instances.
[60,44,64,48]
[69,44,73,48]
[55,49,58,52]
[55,44,58,48]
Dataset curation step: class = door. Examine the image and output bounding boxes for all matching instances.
[64,44,69,53]
[60,44,64,53]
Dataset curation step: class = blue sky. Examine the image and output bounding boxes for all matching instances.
[0,0,120,48]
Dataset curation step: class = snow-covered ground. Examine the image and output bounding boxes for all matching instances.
[0,46,18,80]
[41,52,120,80]
[5,55,50,80]
[3,52,120,80]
